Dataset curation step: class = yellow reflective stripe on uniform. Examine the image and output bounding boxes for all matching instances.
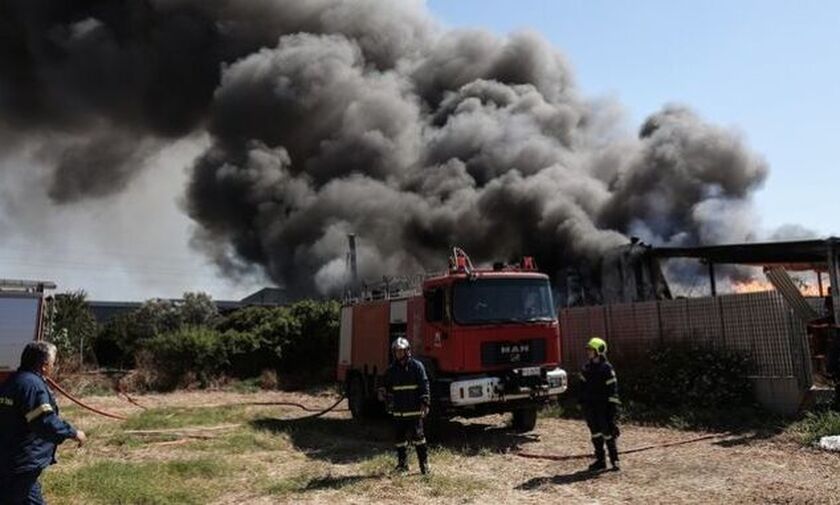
[392,411,422,417]
[608,397,621,405]
[25,403,53,422]
[392,385,418,391]
[415,438,427,445]
[395,442,408,448]
[591,432,603,439]
[605,378,617,385]
[603,435,613,440]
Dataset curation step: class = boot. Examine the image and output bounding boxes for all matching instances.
[416,444,430,475]
[587,459,607,472]
[394,446,409,473]
[588,436,606,472]
[606,438,620,471]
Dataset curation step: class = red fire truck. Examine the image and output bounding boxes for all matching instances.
[337,249,567,431]
[0,280,55,383]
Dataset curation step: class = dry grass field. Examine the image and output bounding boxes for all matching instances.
[41,389,840,505]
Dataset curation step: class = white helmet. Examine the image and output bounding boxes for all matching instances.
[391,337,410,352]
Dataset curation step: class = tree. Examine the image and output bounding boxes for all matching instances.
[51,290,99,370]
[179,292,219,327]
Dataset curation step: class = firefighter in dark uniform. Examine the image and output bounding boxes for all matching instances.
[0,342,86,505]
[384,337,431,474]
[579,337,621,472]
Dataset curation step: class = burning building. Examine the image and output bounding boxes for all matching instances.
[558,237,840,415]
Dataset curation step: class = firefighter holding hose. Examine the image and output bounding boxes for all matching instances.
[0,342,87,504]
[384,337,431,475]
[579,337,621,472]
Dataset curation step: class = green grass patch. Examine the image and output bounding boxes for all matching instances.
[43,458,227,505]
[197,428,291,452]
[422,473,489,498]
[123,405,248,430]
[358,452,393,474]
[265,473,316,496]
[224,377,262,394]
[789,410,840,445]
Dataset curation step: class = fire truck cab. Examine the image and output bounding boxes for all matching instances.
[0,280,54,383]
[337,249,567,431]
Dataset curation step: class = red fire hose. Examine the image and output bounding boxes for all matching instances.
[513,433,727,461]
[46,376,128,421]
[47,375,348,422]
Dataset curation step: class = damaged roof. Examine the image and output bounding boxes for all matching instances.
[650,237,840,271]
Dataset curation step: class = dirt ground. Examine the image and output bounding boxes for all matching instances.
[48,389,840,505]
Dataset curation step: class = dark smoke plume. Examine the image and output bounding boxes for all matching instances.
[1,0,774,296]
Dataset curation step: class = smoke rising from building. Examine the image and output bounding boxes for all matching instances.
[1,0,780,296]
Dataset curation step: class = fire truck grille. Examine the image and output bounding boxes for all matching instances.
[481,339,546,366]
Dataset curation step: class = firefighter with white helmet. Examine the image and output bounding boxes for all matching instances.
[579,337,621,471]
[384,337,431,474]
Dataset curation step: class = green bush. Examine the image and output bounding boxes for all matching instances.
[94,292,220,368]
[215,300,340,381]
[620,343,754,411]
[50,290,99,370]
[131,299,341,390]
[141,327,231,390]
[284,299,340,376]
[790,410,840,445]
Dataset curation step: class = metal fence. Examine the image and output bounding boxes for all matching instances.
[560,291,813,414]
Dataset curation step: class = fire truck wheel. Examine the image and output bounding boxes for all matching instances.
[512,407,538,432]
[347,376,368,420]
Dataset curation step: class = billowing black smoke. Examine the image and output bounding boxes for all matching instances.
[1,0,773,296]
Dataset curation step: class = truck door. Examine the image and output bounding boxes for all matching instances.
[422,286,455,371]
[0,293,43,382]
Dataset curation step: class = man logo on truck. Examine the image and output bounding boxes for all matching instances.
[500,343,530,363]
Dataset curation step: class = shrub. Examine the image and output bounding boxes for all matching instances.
[140,327,230,390]
[619,343,754,412]
[50,290,99,371]
[283,299,340,376]
[789,410,840,445]
[129,298,341,391]
[94,292,220,368]
[215,299,340,382]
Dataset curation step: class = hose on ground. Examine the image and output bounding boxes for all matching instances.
[48,374,347,422]
[46,376,128,421]
[514,433,727,461]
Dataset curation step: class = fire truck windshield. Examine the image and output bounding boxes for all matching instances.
[453,278,556,325]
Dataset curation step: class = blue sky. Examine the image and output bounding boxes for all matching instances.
[427,0,840,236]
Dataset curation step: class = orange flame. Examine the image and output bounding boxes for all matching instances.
[799,284,823,297]
[731,279,824,296]
[732,279,774,294]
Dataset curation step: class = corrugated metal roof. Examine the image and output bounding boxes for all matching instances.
[651,237,839,270]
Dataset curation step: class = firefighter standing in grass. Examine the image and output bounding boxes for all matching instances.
[579,337,621,472]
[384,337,431,475]
[0,342,87,505]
